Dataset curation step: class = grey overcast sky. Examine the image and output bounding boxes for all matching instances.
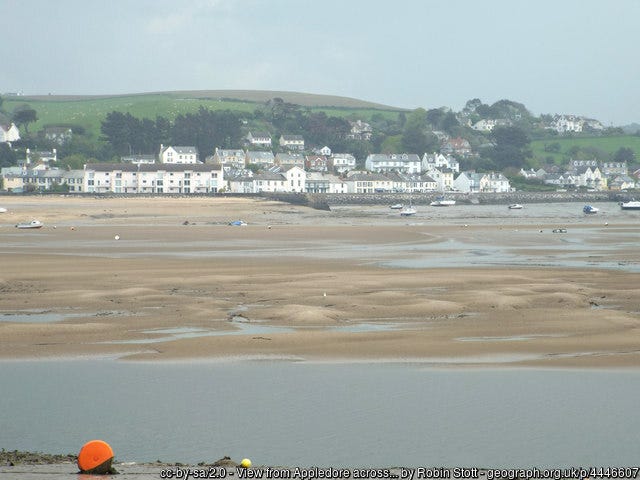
[2,0,639,125]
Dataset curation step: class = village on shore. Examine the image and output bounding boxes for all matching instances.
[1,114,638,196]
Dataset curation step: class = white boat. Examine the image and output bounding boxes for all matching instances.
[389,203,404,210]
[620,200,640,210]
[400,206,417,216]
[430,197,455,207]
[583,205,599,214]
[508,204,523,210]
[0,207,7,213]
[16,220,44,229]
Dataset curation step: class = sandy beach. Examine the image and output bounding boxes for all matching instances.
[1,195,639,367]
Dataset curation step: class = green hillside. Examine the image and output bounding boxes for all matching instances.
[530,135,640,165]
[2,90,404,138]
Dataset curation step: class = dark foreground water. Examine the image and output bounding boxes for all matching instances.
[1,360,638,467]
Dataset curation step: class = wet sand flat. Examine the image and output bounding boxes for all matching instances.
[1,196,639,367]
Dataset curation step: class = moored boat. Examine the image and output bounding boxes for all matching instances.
[0,207,7,213]
[620,200,640,210]
[389,203,404,210]
[400,206,417,216]
[16,220,44,229]
[583,205,599,214]
[508,204,523,210]
[430,196,455,207]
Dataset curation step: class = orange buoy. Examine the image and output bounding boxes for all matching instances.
[77,439,114,474]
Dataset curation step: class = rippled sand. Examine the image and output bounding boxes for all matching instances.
[1,195,639,367]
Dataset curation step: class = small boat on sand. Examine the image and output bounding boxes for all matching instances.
[583,205,599,214]
[389,204,404,210]
[620,200,640,210]
[430,195,455,207]
[0,207,7,213]
[508,204,523,210]
[400,205,417,216]
[16,220,44,229]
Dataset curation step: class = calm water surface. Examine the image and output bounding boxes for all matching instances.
[1,360,638,467]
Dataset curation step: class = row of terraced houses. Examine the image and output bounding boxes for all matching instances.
[1,143,518,194]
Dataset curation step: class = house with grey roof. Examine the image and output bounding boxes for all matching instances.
[344,172,394,193]
[245,132,272,148]
[422,153,460,174]
[226,165,306,193]
[279,134,305,151]
[330,153,356,173]
[212,148,246,170]
[608,175,636,190]
[453,171,489,193]
[365,153,421,174]
[245,151,275,169]
[159,145,199,164]
[305,172,347,193]
[275,152,305,169]
[346,120,373,141]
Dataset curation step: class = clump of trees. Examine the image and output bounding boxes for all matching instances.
[100,108,243,157]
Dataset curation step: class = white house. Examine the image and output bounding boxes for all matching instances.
[346,120,373,141]
[159,145,199,164]
[428,168,456,192]
[471,119,509,132]
[0,123,20,143]
[574,166,606,190]
[485,172,511,193]
[453,171,489,193]
[279,135,305,151]
[232,171,287,193]
[285,165,306,192]
[330,153,356,173]
[245,132,272,148]
[305,172,348,193]
[318,146,332,156]
[422,153,459,174]
[365,153,421,174]
[345,173,394,193]
[386,172,438,193]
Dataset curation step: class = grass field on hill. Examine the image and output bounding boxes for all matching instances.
[2,91,403,139]
[530,135,640,165]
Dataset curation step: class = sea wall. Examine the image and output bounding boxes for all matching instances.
[262,191,633,208]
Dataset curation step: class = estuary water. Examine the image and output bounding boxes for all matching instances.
[1,359,638,468]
